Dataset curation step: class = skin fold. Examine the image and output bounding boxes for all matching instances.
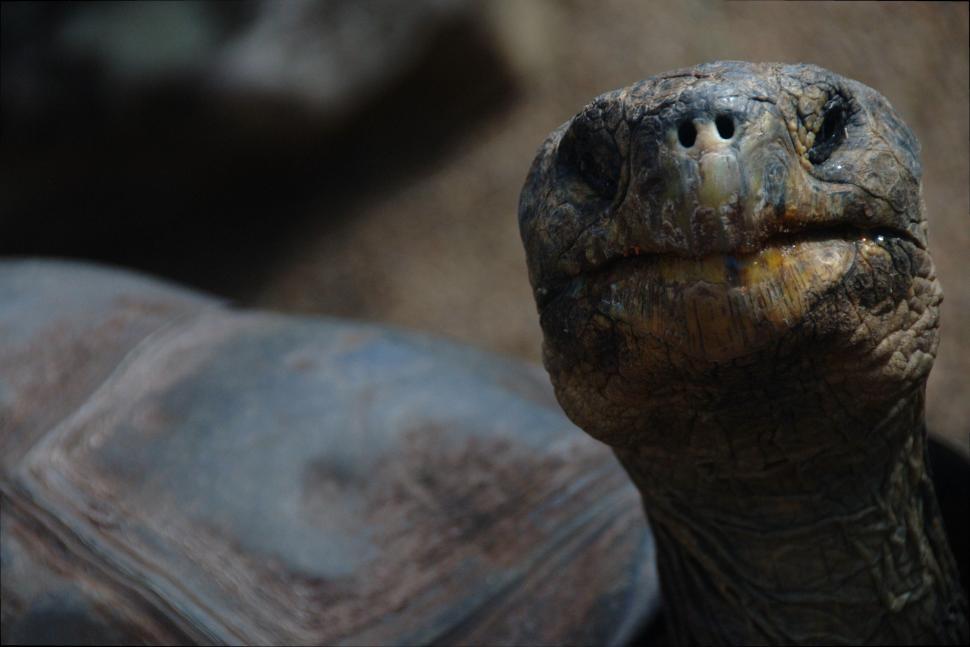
[518,61,969,645]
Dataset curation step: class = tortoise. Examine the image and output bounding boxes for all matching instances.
[518,60,969,644]
[0,60,967,646]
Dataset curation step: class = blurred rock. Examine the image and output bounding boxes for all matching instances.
[1,0,514,295]
[213,0,458,111]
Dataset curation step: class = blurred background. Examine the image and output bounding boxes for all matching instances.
[2,0,967,454]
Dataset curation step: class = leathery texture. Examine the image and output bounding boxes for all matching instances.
[518,61,968,644]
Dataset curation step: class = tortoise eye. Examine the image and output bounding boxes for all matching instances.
[808,99,847,165]
[557,114,622,201]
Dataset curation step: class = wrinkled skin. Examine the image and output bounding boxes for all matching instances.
[519,62,968,644]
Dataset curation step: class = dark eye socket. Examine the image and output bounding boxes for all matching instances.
[557,117,622,201]
[808,98,848,165]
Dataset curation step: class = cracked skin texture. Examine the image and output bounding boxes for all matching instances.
[518,61,969,644]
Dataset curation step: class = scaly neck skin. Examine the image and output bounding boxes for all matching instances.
[614,388,969,645]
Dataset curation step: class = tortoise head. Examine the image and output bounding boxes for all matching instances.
[518,61,941,451]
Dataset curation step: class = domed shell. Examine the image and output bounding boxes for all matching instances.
[0,260,660,645]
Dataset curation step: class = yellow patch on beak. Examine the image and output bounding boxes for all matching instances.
[604,240,856,361]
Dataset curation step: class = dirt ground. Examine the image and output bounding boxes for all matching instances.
[249,1,969,454]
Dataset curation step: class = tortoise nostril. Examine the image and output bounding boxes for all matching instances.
[678,121,697,147]
[715,114,735,139]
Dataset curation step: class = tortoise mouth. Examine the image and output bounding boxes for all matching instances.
[537,223,924,362]
[536,224,917,312]
[603,224,910,282]
[538,237,834,363]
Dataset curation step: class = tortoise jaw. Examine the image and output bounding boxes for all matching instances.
[537,223,925,364]
[535,222,914,314]
[604,223,917,284]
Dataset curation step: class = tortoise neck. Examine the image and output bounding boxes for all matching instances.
[614,389,969,645]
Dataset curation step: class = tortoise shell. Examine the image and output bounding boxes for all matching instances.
[0,259,660,645]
